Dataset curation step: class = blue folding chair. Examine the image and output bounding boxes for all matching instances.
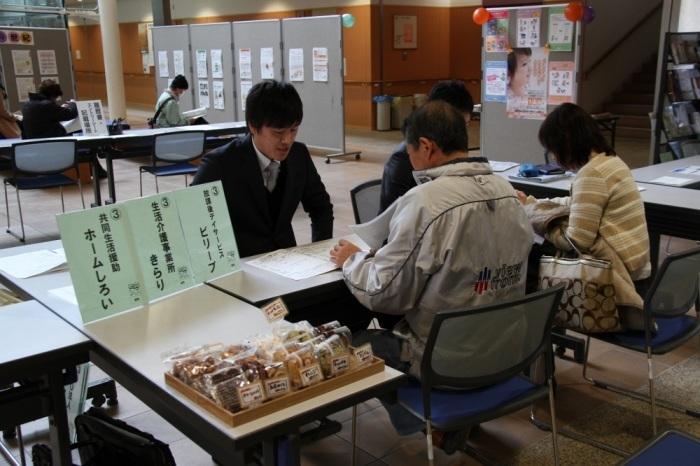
[397,286,564,465]
[582,247,700,436]
[139,131,205,196]
[3,139,85,242]
[620,430,700,466]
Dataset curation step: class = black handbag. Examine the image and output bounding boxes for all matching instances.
[107,118,124,135]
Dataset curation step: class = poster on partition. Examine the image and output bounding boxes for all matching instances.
[289,48,304,82]
[213,80,225,110]
[198,80,210,109]
[517,9,541,48]
[484,61,507,102]
[15,77,35,102]
[260,47,274,79]
[240,80,252,111]
[507,47,548,120]
[485,11,509,52]
[211,49,223,79]
[548,7,574,52]
[37,50,58,75]
[238,48,252,81]
[548,61,575,105]
[76,100,109,136]
[173,50,185,76]
[157,50,169,78]
[11,49,33,76]
[312,47,329,82]
[196,49,208,78]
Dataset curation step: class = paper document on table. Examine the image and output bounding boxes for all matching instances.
[0,249,67,279]
[182,107,207,119]
[61,118,82,134]
[672,165,700,176]
[648,176,692,187]
[247,239,339,280]
[349,201,397,250]
[49,285,78,306]
[489,161,520,172]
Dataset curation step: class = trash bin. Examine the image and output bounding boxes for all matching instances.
[373,95,393,131]
[413,93,428,109]
[391,95,415,129]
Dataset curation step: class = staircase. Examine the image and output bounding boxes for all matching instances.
[602,56,657,139]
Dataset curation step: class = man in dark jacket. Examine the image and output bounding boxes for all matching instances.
[192,79,333,258]
[378,80,474,213]
[21,79,77,139]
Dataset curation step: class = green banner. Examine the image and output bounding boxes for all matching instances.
[548,7,574,52]
[57,205,145,323]
[172,181,241,282]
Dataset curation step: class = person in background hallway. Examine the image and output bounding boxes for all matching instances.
[21,79,77,139]
[0,81,21,139]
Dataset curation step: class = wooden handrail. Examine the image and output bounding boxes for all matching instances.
[583,2,662,79]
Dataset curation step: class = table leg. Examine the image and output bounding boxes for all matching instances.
[90,153,102,207]
[47,370,72,466]
[649,230,661,278]
[105,153,116,205]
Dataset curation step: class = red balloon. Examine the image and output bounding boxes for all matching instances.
[473,7,491,26]
[564,2,584,22]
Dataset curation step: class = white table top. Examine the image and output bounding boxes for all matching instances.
[632,155,700,187]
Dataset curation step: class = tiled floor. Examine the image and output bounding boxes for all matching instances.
[1,111,698,466]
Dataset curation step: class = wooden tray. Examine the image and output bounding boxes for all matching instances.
[165,357,385,427]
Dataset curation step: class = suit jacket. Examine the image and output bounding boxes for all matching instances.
[21,93,77,139]
[192,135,334,258]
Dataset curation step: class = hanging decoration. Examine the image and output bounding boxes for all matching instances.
[564,2,584,22]
[473,7,492,26]
[582,5,596,24]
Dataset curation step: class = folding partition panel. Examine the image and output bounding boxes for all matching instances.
[231,20,283,121]
[189,23,236,123]
[281,16,345,154]
[152,25,194,112]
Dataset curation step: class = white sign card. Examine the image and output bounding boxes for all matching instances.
[289,48,304,82]
[260,47,274,79]
[312,47,329,82]
[238,48,252,81]
[37,50,58,75]
[76,100,109,136]
[212,80,225,110]
[211,49,223,79]
[15,77,35,102]
[173,50,185,76]
[196,49,208,78]
[157,50,169,78]
[198,80,210,109]
[11,49,33,76]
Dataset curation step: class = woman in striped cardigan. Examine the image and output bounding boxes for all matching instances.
[520,103,651,330]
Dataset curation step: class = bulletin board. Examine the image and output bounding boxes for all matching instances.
[0,26,76,113]
[152,25,194,112]
[480,4,581,164]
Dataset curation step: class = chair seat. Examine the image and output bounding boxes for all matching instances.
[593,315,700,353]
[397,376,540,428]
[623,430,700,466]
[140,163,198,177]
[5,175,78,190]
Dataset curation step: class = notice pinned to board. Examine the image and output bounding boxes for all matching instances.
[211,49,223,79]
[260,47,274,79]
[289,48,304,82]
[485,10,509,52]
[239,48,252,81]
[173,50,185,76]
[312,47,329,82]
[11,49,33,76]
[212,80,225,110]
[157,50,169,78]
[37,49,58,75]
[548,7,574,52]
[196,49,208,78]
[484,61,507,103]
[517,9,541,48]
[198,80,210,109]
[15,77,35,102]
[547,61,574,105]
[240,80,252,111]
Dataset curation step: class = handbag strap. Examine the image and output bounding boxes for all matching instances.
[562,233,584,258]
[151,96,174,122]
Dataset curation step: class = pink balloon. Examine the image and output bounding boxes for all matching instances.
[583,5,596,24]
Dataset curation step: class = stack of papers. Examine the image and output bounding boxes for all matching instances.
[182,107,207,119]
[0,248,67,279]
[648,176,692,187]
[247,239,339,280]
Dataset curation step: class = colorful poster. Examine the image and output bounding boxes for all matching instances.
[196,49,208,78]
[15,77,35,102]
[507,47,548,120]
[548,7,574,52]
[312,47,329,82]
[485,11,509,52]
[198,80,210,109]
[211,49,223,79]
[517,9,541,48]
[260,47,274,79]
[11,49,33,76]
[173,50,185,76]
[37,50,57,75]
[484,61,507,102]
[238,48,252,81]
[212,80,225,110]
[289,48,304,82]
[157,50,169,78]
[548,61,575,105]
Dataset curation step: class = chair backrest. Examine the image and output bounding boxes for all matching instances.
[350,179,382,224]
[421,286,564,400]
[12,140,77,175]
[645,246,700,318]
[153,131,205,163]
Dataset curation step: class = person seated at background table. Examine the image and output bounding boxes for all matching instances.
[379,80,474,214]
[153,74,191,128]
[21,79,77,139]
[192,79,333,258]
[330,101,533,451]
[518,103,651,330]
[0,81,21,139]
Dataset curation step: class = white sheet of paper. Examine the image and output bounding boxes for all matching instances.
[238,48,252,80]
[198,80,210,109]
[0,249,67,279]
[11,49,33,75]
[211,49,223,79]
[173,50,185,75]
[37,49,57,75]
[15,77,35,102]
[312,47,329,82]
[648,176,693,186]
[349,202,398,251]
[672,165,700,175]
[247,249,337,281]
[212,80,225,110]
[196,49,208,78]
[182,107,206,118]
[260,47,274,79]
[157,50,169,77]
[240,80,252,111]
[489,161,520,172]
[289,48,304,82]
[49,285,78,306]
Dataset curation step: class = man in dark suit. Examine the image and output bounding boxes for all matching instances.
[192,80,333,258]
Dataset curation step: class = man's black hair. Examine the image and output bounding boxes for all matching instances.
[402,101,468,155]
[427,80,474,115]
[38,79,62,99]
[538,102,616,170]
[170,75,189,90]
[245,80,303,130]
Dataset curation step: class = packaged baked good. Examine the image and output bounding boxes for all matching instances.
[273,320,315,343]
[284,341,323,389]
[315,334,352,378]
[261,362,290,399]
